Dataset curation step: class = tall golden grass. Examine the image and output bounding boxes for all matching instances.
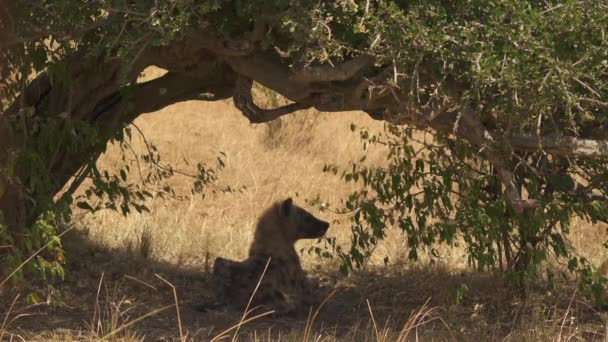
[79,67,392,270]
[81,67,608,271]
[3,66,608,341]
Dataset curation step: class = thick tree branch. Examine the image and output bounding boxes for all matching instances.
[289,55,375,83]
[507,135,608,158]
[93,66,236,127]
[225,50,401,114]
[427,108,608,159]
[43,66,231,211]
[225,49,608,161]
[225,50,314,102]
[232,76,311,123]
[3,72,51,117]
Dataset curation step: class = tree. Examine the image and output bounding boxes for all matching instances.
[1,1,607,294]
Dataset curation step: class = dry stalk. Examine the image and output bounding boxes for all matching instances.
[232,257,273,341]
[302,288,337,341]
[155,274,185,342]
[0,294,19,340]
[96,304,174,341]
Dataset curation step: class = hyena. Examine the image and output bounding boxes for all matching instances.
[213,198,330,313]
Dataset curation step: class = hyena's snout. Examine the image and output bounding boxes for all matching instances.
[319,220,329,234]
[308,219,329,238]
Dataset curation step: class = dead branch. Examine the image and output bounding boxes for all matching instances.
[507,135,608,158]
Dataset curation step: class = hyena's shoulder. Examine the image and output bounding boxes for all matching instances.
[212,256,269,304]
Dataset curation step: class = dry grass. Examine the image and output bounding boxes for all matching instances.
[3,252,608,340]
[2,67,608,340]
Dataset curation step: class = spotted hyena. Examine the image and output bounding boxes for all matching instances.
[213,198,330,314]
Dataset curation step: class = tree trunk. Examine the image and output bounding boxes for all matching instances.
[0,44,237,257]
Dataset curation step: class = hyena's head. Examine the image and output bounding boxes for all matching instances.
[279,198,330,241]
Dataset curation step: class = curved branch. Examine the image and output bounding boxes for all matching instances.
[93,66,236,125]
[225,50,314,102]
[51,66,237,191]
[456,105,539,213]
[226,51,400,113]
[289,55,375,83]
[232,76,311,124]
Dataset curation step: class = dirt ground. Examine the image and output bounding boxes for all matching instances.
[2,229,607,341]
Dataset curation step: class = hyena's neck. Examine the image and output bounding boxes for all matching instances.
[248,241,302,269]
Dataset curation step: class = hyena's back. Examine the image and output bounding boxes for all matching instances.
[213,256,302,312]
[213,257,270,305]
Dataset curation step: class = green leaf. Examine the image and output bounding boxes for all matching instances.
[26,292,42,305]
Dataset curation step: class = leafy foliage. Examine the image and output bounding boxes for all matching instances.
[2,0,608,303]
[1,1,237,289]
[3,1,608,132]
[323,123,608,302]
[0,114,228,291]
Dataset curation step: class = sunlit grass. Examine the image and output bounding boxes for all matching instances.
[3,67,607,341]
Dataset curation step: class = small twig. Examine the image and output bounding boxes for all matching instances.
[0,294,19,339]
[541,3,565,14]
[558,289,578,341]
[92,272,104,335]
[130,122,206,179]
[573,76,601,98]
[124,275,157,291]
[122,138,155,191]
[232,257,273,341]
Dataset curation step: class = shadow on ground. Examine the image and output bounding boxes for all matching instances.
[2,229,607,341]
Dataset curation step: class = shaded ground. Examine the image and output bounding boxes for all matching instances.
[2,230,607,341]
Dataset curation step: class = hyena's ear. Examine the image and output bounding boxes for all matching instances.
[281,198,293,217]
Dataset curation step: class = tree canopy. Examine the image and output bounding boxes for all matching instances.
[1,1,608,297]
